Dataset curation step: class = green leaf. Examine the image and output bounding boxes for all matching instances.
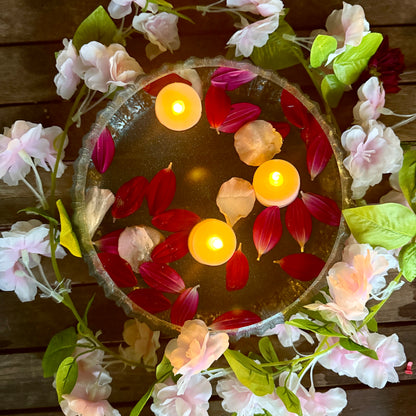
[276,386,303,416]
[333,33,383,85]
[224,350,275,396]
[129,382,155,416]
[339,338,378,360]
[156,355,173,380]
[287,319,346,338]
[57,199,82,257]
[321,74,346,108]
[343,203,416,250]
[399,242,416,282]
[366,316,378,332]
[72,6,119,50]
[258,337,279,363]
[399,149,416,212]
[82,294,96,328]
[17,207,59,225]
[310,35,337,68]
[250,19,301,70]
[55,357,78,402]
[158,6,194,23]
[42,327,77,378]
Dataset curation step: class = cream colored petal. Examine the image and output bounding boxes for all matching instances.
[85,186,115,237]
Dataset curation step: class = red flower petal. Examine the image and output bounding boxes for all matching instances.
[218,102,261,133]
[128,288,171,314]
[94,228,124,254]
[146,163,176,216]
[253,206,282,260]
[92,128,115,174]
[269,121,291,139]
[143,73,192,96]
[151,230,190,263]
[280,89,309,129]
[205,85,231,130]
[112,176,148,220]
[275,253,325,281]
[301,191,341,226]
[211,67,257,90]
[285,198,312,252]
[139,261,185,293]
[306,134,333,181]
[226,243,249,291]
[171,286,199,326]
[152,209,201,232]
[97,252,137,288]
[210,310,261,330]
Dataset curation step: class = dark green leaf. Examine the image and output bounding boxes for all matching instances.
[310,35,337,68]
[82,294,96,328]
[258,337,279,363]
[55,357,78,402]
[42,327,77,378]
[339,338,378,360]
[321,74,346,108]
[224,350,275,396]
[17,207,58,225]
[343,203,416,250]
[399,242,416,282]
[287,319,346,338]
[129,382,155,416]
[250,19,301,70]
[73,6,119,50]
[399,149,416,212]
[276,386,303,416]
[156,355,173,380]
[333,33,383,85]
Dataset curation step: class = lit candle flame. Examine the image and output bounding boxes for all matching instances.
[269,171,283,187]
[208,236,223,251]
[172,100,185,115]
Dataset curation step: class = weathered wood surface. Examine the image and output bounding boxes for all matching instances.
[0,1,415,415]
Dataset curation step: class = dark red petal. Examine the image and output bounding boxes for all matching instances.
[112,176,148,220]
[128,288,171,314]
[92,128,115,174]
[139,261,185,293]
[152,209,201,232]
[226,244,249,291]
[146,163,176,216]
[275,253,325,281]
[94,228,124,255]
[97,252,137,288]
[218,102,261,133]
[143,73,192,96]
[151,230,190,263]
[211,67,257,90]
[210,310,261,330]
[253,206,282,260]
[171,286,199,326]
[204,85,231,129]
[285,198,312,252]
[301,191,341,226]
[306,134,333,180]
[280,89,310,129]
[269,121,291,139]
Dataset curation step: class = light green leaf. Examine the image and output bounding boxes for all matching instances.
[258,337,279,363]
[82,294,96,328]
[57,199,82,257]
[276,386,303,416]
[130,382,155,416]
[42,327,77,378]
[321,74,346,108]
[73,6,119,50]
[399,242,416,282]
[399,149,416,212]
[366,316,378,332]
[17,207,59,225]
[287,319,346,338]
[333,33,383,85]
[343,203,416,250]
[250,19,301,70]
[55,357,78,402]
[339,338,378,360]
[224,350,275,396]
[156,355,173,380]
[310,35,337,68]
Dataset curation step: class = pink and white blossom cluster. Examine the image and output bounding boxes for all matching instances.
[226,0,284,17]
[108,0,158,19]
[353,76,386,124]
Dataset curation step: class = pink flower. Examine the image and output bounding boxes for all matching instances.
[227,14,280,57]
[60,397,120,416]
[108,44,144,87]
[0,262,37,302]
[341,120,403,199]
[133,12,180,60]
[353,77,385,123]
[226,0,284,17]
[54,39,81,100]
[108,0,157,19]
[165,320,229,394]
[151,374,212,416]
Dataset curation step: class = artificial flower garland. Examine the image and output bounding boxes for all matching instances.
[0,1,415,416]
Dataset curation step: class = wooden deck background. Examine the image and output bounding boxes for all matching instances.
[0,1,415,415]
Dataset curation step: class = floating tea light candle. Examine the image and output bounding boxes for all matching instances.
[253,159,300,207]
[155,82,202,131]
[188,219,237,266]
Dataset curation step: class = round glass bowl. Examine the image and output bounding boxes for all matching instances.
[72,57,351,339]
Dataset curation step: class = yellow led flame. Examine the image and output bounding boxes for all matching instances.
[172,100,185,115]
[269,171,284,187]
[208,236,224,251]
